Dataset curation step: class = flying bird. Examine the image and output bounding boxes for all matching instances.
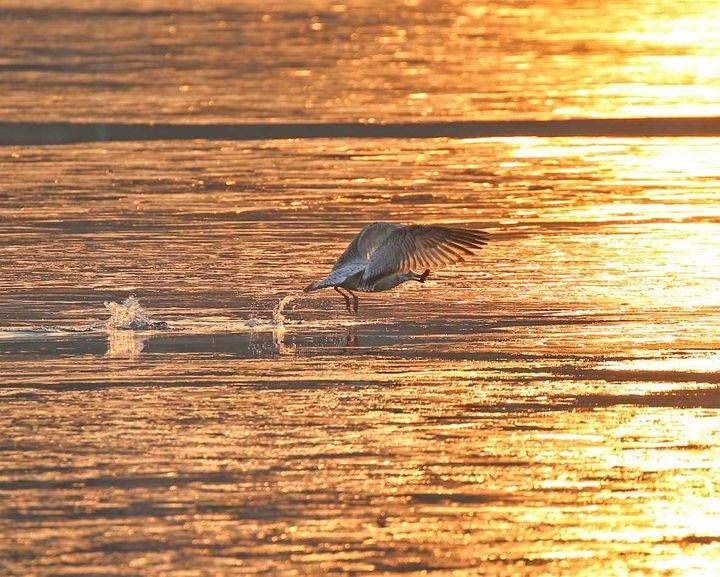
[304,222,489,313]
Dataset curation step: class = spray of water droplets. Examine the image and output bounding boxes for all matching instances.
[104,296,168,330]
[272,293,300,326]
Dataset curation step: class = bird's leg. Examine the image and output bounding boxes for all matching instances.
[334,286,352,313]
[419,269,430,283]
[347,290,359,314]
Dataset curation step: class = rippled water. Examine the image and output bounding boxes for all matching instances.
[2,0,720,122]
[2,137,720,576]
[3,1,720,576]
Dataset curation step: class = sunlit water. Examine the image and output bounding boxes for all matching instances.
[3,1,720,576]
[2,137,719,576]
[2,0,720,122]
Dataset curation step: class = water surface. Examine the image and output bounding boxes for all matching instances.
[2,0,720,123]
[3,0,720,575]
[2,137,720,575]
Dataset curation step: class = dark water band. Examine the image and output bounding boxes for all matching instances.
[2,117,720,145]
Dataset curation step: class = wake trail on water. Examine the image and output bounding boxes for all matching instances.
[0,293,362,340]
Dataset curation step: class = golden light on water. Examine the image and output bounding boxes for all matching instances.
[609,411,720,575]
[543,2,720,118]
[2,0,720,575]
[619,6,720,49]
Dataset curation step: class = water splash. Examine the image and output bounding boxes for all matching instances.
[272,293,300,326]
[104,296,168,330]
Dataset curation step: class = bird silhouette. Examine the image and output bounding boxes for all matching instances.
[304,222,489,313]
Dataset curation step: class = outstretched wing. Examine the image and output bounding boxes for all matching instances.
[332,222,402,271]
[362,225,489,283]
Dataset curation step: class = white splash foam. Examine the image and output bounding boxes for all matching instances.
[104,296,168,330]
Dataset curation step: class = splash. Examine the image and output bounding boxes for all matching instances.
[104,296,168,330]
[272,293,299,326]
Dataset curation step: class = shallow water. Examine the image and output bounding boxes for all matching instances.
[2,0,720,123]
[2,137,720,576]
[3,1,720,576]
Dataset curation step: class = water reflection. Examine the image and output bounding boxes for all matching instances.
[3,317,720,575]
[3,134,720,574]
[4,0,720,571]
[3,0,720,123]
[106,329,148,358]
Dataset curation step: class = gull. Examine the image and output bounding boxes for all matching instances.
[304,222,489,313]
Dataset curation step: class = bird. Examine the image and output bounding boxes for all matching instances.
[304,222,489,313]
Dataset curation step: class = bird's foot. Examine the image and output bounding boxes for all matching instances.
[419,269,430,283]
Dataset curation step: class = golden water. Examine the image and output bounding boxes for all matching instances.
[2,136,719,576]
[2,1,720,576]
[2,0,720,123]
